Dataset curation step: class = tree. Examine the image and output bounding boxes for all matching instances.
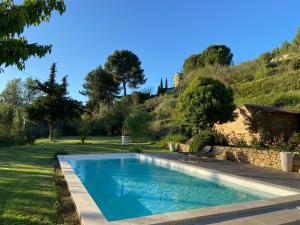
[25,63,82,141]
[157,85,161,96]
[77,113,91,144]
[202,45,233,66]
[104,50,146,96]
[165,78,168,89]
[0,0,66,71]
[177,76,235,132]
[123,107,151,142]
[183,54,204,73]
[81,66,119,110]
[292,28,300,51]
[160,78,163,90]
[0,78,23,108]
[183,45,233,73]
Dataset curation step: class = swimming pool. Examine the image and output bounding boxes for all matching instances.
[59,153,300,225]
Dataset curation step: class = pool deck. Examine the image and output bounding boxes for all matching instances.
[146,153,300,225]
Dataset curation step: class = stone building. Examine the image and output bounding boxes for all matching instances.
[173,72,183,88]
[214,104,300,144]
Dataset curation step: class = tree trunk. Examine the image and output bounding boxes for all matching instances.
[123,81,127,96]
[48,123,54,141]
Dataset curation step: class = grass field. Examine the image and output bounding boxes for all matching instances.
[0,136,166,225]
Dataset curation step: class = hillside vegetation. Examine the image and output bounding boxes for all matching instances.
[180,28,300,112]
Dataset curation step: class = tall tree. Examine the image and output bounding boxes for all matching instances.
[165,78,168,89]
[25,63,82,140]
[104,50,146,96]
[0,0,66,71]
[81,66,119,110]
[160,78,163,90]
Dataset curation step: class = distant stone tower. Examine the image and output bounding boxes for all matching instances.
[173,72,182,88]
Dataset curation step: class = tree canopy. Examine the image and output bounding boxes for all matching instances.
[183,45,233,73]
[25,63,82,140]
[81,66,119,110]
[178,76,235,131]
[0,0,66,71]
[104,50,146,96]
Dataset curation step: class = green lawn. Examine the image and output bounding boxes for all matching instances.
[0,136,167,225]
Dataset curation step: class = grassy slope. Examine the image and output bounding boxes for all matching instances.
[234,71,300,112]
[0,136,166,225]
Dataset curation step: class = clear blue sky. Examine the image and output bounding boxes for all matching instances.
[2,0,300,102]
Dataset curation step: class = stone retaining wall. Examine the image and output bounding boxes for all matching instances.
[175,143,300,172]
[213,146,300,172]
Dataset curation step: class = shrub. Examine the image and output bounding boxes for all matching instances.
[150,119,181,139]
[123,107,151,142]
[161,133,187,147]
[78,114,92,144]
[212,130,228,146]
[290,58,300,70]
[178,76,235,131]
[190,130,214,153]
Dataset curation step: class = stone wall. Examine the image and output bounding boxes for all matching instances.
[174,143,300,172]
[213,146,300,172]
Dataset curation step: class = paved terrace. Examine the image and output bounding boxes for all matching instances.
[145,153,300,225]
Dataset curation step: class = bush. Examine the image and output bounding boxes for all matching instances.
[290,58,300,70]
[78,114,92,144]
[123,107,151,142]
[178,76,235,131]
[161,133,187,147]
[150,119,181,139]
[190,130,215,153]
[212,130,228,146]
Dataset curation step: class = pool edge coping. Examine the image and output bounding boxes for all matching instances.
[58,153,300,225]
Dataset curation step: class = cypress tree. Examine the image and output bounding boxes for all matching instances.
[165,78,168,89]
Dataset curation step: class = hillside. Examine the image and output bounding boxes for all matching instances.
[180,28,300,112]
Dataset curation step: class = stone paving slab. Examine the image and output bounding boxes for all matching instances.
[147,153,300,189]
[146,153,300,225]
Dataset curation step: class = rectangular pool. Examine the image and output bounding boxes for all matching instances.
[59,153,300,225]
[69,158,263,221]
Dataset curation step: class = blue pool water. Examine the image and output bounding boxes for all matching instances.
[69,158,264,221]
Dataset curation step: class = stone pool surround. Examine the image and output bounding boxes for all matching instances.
[58,153,300,225]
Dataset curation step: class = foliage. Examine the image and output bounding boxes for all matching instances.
[178,76,235,131]
[0,0,66,71]
[190,130,215,153]
[81,66,119,110]
[212,130,229,146]
[78,114,92,144]
[183,45,233,73]
[270,133,300,152]
[146,95,181,139]
[161,133,186,147]
[104,50,146,96]
[123,107,151,142]
[228,132,247,147]
[183,54,204,73]
[202,45,233,66]
[25,63,82,141]
[92,100,130,135]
